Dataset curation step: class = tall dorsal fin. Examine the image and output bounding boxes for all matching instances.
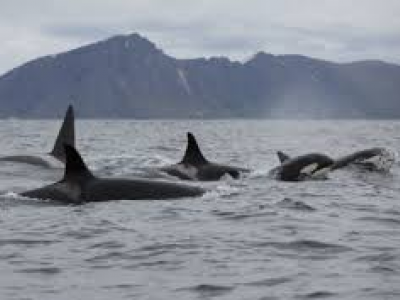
[50,105,75,163]
[277,151,290,163]
[180,132,208,165]
[63,144,94,181]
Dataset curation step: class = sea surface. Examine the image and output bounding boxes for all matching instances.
[1,120,400,300]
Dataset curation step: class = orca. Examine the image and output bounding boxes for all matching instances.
[278,147,395,173]
[270,152,335,181]
[21,145,205,203]
[0,105,75,167]
[159,132,249,181]
[332,147,395,171]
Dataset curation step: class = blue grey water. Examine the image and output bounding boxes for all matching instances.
[1,120,400,300]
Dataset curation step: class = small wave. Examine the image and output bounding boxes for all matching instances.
[0,253,21,260]
[244,276,292,287]
[62,226,112,239]
[385,209,400,216]
[210,210,237,217]
[1,191,20,198]
[211,209,277,221]
[202,184,241,200]
[287,240,352,252]
[248,167,274,179]
[149,145,178,152]
[252,239,352,254]
[1,192,65,207]
[178,284,234,297]
[134,260,172,268]
[223,212,276,221]
[370,265,397,273]
[16,267,62,275]
[357,216,400,226]
[88,241,125,250]
[298,291,337,299]
[0,238,58,247]
[138,242,198,253]
[87,242,198,264]
[277,198,316,211]
[355,253,397,262]
[102,283,140,290]
[85,251,135,263]
[142,154,175,166]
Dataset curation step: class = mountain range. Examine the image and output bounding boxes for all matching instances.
[0,33,399,118]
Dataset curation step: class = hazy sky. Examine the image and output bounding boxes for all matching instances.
[1,0,399,74]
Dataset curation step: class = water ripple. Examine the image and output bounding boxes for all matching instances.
[244,276,292,287]
[276,197,316,211]
[16,267,61,275]
[299,291,337,299]
[178,284,235,297]
[251,239,352,254]
[0,239,58,247]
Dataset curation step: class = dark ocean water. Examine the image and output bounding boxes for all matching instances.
[1,120,400,300]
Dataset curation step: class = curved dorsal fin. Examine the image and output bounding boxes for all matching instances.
[50,105,75,163]
[180,132,208,165]
[63,144,94,181]
[277,151,290,163]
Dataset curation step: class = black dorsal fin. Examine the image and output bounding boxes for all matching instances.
[180,132,208,165]
[63,144,94,181]
[50,105,75,163]
[277,151,290,163]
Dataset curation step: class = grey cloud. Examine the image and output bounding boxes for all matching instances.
[33,16,400,65]
[1,0,400,74]
[43,25,117,40]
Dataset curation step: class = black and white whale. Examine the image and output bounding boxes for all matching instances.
[0,105,75,168]
[159,132,249,181]
[270,152,335,181]
[277,147,395,172]
[21,145,205,203]
[332,148,395,171]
